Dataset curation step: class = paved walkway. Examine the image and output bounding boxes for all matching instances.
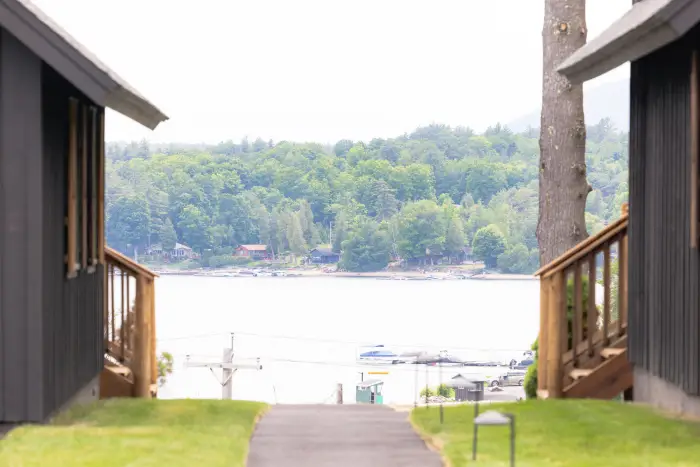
[247,405,443,467]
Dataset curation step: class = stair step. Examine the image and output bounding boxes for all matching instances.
[601,348,625,359]
[106,365,133,378]
[570,369,593,380]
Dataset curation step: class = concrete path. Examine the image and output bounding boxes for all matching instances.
[247,405,443,467]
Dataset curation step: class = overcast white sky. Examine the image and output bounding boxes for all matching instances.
[32,0,631,144]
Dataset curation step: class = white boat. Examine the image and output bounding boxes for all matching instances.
[357,345,402,364]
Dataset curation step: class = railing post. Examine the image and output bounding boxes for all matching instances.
[150,279,158,392]
[134,275,152,398]
[546,271,565,398]
[103,264,108,353]
[538,276,549,394]
[618,231,628,334]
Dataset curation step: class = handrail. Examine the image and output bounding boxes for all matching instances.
[104,247,158,398]
[534,215,628,279]
[534,203,628,278]
[105,246,159,279]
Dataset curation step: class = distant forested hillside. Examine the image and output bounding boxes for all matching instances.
[508,79,630,133]
[106,119,628,273]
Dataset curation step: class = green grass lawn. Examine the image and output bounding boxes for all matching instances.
[0,399,267,467]
[411,399,700,467]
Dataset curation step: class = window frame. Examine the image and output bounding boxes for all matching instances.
[692,50,699,248]
[66,98,105,279]
[66,98,79,278]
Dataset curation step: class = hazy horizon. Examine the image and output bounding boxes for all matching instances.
[33,0,631,145]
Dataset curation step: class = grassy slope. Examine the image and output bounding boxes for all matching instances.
[0,399,267,467]
[411,399,700,467]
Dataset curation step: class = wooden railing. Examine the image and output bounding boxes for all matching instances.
[104,247,158,397]
[534,204,628,398]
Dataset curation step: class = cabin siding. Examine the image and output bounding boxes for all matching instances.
[0,29,103,423]
[41,65,104,418]
[628,30,700,396]
[0,29,44,422]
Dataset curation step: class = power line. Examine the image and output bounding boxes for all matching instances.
[157,332,230,342]
[158,329,531,354]
[171,354,515,374]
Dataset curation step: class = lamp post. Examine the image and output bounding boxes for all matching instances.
[472,398,480,460]
[472,410,515,467]
[439,359,444,424]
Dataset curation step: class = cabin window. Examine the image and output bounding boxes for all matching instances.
[66,98,79,277]
[66,98,104,278]
[692,50,700,248]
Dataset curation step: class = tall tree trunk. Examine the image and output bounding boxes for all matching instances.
[537,0,591,266]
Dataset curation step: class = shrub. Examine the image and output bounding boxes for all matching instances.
[524,338,538,399]
[157,351,174,386]
[419,384,455,399]
[208,255,251,268]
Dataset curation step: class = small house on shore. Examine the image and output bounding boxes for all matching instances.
[235,244,270,260]
[145,242,196,260]
[309,247,340,264]
[171,242,195,259]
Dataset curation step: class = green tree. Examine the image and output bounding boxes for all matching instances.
[158,351,174,386]
[177,204,211,251]
[339,219,390,272]
[106,195,151,252]
[497,243,538,274]
[396,200,447,263]
[442,199,466,261]
[472,224,507,268]
[159,217,178,250]
[286,212,307,256]
[371,180,398,220]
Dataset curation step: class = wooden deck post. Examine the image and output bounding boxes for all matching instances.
[133,275,152,398]
[538,276,549,393]
[546,271,565,398]
[150,281,158,391]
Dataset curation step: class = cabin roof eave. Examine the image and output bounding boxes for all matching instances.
[1,0,168,130]
[557,0,700,84]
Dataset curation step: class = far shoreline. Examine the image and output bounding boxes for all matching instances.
[148,266,537,281]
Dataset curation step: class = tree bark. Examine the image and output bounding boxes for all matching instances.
[537,0,591,266]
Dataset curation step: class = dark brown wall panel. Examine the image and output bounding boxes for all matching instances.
[41,64,104,417]
[0,29,44,422]
[0,30,104,423]
[629,28,700,395]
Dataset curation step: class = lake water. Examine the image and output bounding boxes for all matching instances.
[155,276,540,404]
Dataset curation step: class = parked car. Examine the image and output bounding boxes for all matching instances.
[499,370,527,386]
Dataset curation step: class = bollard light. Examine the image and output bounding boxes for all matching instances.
[472,410,515,467]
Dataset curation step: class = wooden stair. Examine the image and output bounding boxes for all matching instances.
[100,361,135,398]
[563,347,633,399]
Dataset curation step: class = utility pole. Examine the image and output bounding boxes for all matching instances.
[184,333,262,400]
[336,383,343,404]
[222,333,234,400]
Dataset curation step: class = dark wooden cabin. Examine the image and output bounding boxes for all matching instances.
[0,0,166,423]
[310,248,340,264]
[534,0,700,412]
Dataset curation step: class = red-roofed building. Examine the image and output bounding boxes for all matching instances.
[235,244,270,260]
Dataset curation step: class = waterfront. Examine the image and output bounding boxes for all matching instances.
[155,276,539,404]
